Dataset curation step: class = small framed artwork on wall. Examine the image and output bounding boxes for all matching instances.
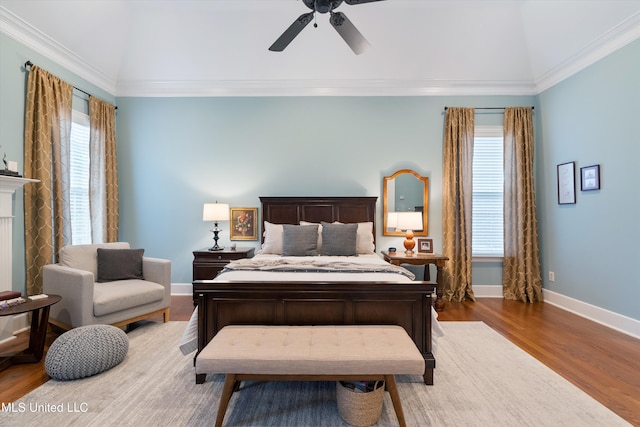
[230,208,258,240]
[580,164,600,191]
[557,161,576,204]
[417,238,433,254]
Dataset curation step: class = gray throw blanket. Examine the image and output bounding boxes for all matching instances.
[221,258,416,280]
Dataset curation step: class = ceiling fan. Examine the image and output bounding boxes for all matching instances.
[269,0,386,55]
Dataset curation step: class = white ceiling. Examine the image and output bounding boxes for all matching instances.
[1,0,640,97]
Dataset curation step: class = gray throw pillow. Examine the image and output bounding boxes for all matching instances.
[282,224,319,256]
[320,222,358,256]
[96,248,145,282]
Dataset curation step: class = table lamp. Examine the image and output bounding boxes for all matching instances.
[396,211,423,255]
[203,202,230,251]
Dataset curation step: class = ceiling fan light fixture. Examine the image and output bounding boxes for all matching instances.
[315,0,334,14]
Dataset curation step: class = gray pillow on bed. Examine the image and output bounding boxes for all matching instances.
[320,222,358,256]
[282,224,319,256]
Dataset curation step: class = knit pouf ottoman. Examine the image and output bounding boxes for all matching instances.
[45,324,129,381]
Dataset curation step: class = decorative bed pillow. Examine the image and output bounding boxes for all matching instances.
[320,222,358,256]
[333,221,375,254]
[96,248,144,282]
[355,221,375,254]
[300,221,323,250]
[261,221,284,254]
[282,224,319,256]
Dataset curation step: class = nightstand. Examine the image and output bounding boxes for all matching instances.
[192,247,255,281]
[381,250,449,312]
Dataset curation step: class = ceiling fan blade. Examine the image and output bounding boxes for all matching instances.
[330,12,371,55]
[344,0,386,5]
[269,12,314,52]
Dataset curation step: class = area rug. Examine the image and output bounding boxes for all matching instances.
[1,321,630,426]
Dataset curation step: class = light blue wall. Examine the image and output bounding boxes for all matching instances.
[537,39,640,319]
[0,34,115,292]
[3,31,638,322]
[115,95,533,283]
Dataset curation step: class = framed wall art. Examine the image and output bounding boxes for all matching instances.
[230,208,258,240]
[580,164,600,191]
[557,161,576,204]
[417,238,433,254]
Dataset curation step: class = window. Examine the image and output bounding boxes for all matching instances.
[472,126,503,257]
[70,110,91,245]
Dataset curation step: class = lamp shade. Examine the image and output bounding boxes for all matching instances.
[203,203,230,222]
[396,211,423,231]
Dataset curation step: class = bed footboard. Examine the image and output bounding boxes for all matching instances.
[193,280,436,385]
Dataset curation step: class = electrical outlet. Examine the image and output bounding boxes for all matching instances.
[548,271,555,282]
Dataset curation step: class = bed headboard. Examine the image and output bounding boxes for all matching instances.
[259,196,377,243]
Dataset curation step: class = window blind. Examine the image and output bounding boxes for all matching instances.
[472,126,504,257]
[70,110,92,245]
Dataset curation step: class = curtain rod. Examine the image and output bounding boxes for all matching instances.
[444,106,534,111]
[24,61,116,109]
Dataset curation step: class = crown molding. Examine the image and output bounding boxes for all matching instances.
[535,10,640,93]
[115,78,538,97]
[0,6,116,95]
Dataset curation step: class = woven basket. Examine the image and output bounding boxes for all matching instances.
[336,381,384,427]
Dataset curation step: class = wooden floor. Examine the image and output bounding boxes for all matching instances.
[1,297,639,426]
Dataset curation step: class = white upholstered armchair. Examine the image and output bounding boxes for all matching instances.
[43,242,171,330]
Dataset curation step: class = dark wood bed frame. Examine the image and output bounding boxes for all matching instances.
[193,196,436,385]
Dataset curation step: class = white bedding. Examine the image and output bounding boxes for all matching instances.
[180,253,444,355]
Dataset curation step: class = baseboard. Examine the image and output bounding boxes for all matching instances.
[472,285,503,298]
[467,285,639,339]
[171,282,192,296]
[543,289,640,340]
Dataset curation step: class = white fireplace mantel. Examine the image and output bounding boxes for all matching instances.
[0,175,39,217]
[0,175,38,344]
[1,175,38,290]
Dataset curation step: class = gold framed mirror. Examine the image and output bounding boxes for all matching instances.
[383,169,429,236]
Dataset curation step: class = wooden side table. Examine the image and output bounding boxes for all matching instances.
[0,294,61,372]
[192,247,255,281]
[381,251,449,311]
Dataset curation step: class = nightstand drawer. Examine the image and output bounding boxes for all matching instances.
[197,252,248,263]
[192,247,255,281]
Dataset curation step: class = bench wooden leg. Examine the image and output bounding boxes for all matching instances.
[215,374,238,427]
[423,368,434,385]
[385,375,407,427]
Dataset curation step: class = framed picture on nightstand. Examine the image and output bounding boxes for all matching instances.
[230,208,257,240]
[417,238,433,253]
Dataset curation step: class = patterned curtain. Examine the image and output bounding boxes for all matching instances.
[89,96,119,242]
[502,107,543,302]
[23,66,73,295]
[442,107,476,302]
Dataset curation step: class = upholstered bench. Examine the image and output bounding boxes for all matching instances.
[195,325,425,427]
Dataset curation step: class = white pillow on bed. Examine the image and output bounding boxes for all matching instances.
[261,221,284,254]
[355,221,375,254]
